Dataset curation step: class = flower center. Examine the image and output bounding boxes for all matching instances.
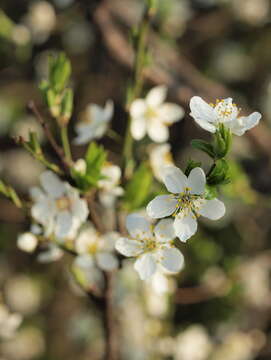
[173,187,204,219]
[210,99,240,122]
[55,196,71,211]
[146,106,158,119]
[87,241,99,254]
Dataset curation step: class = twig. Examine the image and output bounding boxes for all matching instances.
[28,101,71,173]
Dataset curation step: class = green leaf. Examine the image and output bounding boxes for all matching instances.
[123,162,153,211]
[60,88,73,125]
[214,124,232,158]
[185,159,202,177]
[49,52,71,93]
[191,139,215,158]
[207,159,231,185]
[0,180,22,208]
[72,142,107,191]
[205,184,218,200]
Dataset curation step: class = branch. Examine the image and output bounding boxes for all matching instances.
[28,101,71,173]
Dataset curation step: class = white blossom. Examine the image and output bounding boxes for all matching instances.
[0,304,22,340]
[115,214,184,280]
[98,162,124,207]
[74,100,113,145]
[17,232,38,253]
[37,244,64,263]
[74,222,119,272]
[149,143,174,181]
[190,96,261,136]
[30,171,88,240]
[147,166,225,242]
[130,85,184,142]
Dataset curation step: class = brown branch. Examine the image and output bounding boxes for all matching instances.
[175,285,221,304]
[28,100,71,173]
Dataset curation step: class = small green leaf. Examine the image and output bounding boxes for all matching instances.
[123,162,153,211]
[49,52,71,93]
[207,159,231,185]
[214,124,232,158]
[205,184,218,200]
[191,139,215,158]
[185,159,202,176]
[60,88,73,126]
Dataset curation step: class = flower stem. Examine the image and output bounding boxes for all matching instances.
[122,4,154,177]
[60,126,72,163]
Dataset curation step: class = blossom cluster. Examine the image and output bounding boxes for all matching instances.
[16,83,261,282]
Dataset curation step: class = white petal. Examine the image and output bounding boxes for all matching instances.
[198,198,225,220]
[29,187,45,202]
[55,211,76,239]
[126,214,153,239]
[174,214,198,242]
[189,96,216,133]
[158,103,184,124]
[71,197,89,222]
[147,120,169,142]
[17,232,38,253]
[134,253,156,280]
[188,167,206,195]
[115,237,144,257]
[74,254,94,268]
[130,99,147,117]
[96,252,118,271]
[229,112,261,136]
[104,100,114,122]
[131,116,146,140]
[73,124,95,145]
[37,244,63,263]
[103,231,119,251]
[40,171,65,198]
[163,166,188,194]
[31,199,55,226]
[159,247,184,273]
[146,195,177,219]
[146,85,167,107]
[154,218,175,242]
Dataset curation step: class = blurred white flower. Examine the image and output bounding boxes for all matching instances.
[17,232,38,253]
[232,0,270,26]
[74,101,114,145]
[37,243,64,263]
[2,326,45,360]
[0,304,22,340]
[24,1,56,43]
[30,171,88,240]
[130,85,184,142]
[74,222,119,272]
[149,143,174,181]
[174,325,212,360]
[11,25,31,46]
[189,96,261,136]
[73,158,87,174]
[98,162,124,206]
[147,166,225,242]
[5,275,42,315]
[115,214,184,280]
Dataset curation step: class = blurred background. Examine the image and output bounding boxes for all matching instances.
[1,0,271,359]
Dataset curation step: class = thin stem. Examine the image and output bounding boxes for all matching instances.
[122,4,153,175]
[60,126,72,162]
[28,101,71,173]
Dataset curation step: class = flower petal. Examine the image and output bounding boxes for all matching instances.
[104,100,114,122]
[147,120,169,142]
[96,252,118,271]
[71,196,89,222]
[74,254,94,268]
[146,195,177,219]
[188,167,206,195]
[37,244,63,263]
[31,198,55,226]
[159,247,184,273]
[163,166,188,194]
[130,99,147,118]
[126,214,152,239]
[131,116,146,140]
[228,111,261,136]
[40,171,65,198]
[189,96,216,133]
[134,253,156,280]
[174,214,198,242]
[158,103,184,124]
[55,211,77,239]
[198,198,225,220]
[115,237,143,257]
[146,85,167,107]
[154,218,175,242]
